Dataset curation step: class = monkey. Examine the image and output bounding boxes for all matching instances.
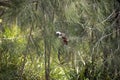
[56,31,69,64]
[56,31,68,45]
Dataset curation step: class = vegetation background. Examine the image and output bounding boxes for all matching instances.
[0,0,120,80]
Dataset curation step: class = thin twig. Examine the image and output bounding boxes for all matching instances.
[93,29,120,49]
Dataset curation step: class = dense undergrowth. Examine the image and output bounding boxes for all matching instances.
[0,0,120,80]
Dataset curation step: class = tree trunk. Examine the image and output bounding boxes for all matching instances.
[43,13,51,80]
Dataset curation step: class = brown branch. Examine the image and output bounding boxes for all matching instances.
[0,1,11,7]
[19,26,34,80]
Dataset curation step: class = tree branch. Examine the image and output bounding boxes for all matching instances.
[0,1,11,7]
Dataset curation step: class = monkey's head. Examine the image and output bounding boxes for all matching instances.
[56,31,62,38]
[55,31,68,45]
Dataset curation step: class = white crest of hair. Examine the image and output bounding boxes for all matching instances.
[56,31,62,35]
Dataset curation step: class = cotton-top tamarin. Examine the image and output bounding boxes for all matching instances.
[56,31,68,45]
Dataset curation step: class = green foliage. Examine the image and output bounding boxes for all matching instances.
[0,0,120,80]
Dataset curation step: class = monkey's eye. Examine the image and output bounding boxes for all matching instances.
[56,33,59,37]
[59,34,62,36]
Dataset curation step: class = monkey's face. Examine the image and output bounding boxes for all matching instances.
[56,31,62,38]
